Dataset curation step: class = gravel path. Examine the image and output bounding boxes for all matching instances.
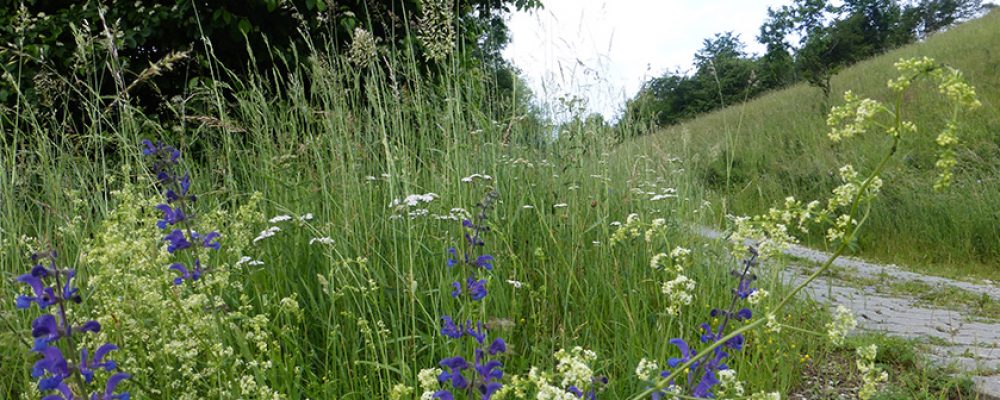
[697,227,1000,399]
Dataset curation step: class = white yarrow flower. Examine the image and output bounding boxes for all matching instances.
[269,215,292,223]
[253,226,281,243]
[309,237,335,245]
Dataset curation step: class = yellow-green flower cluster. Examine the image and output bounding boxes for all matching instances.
[78,186,289,399]
[837,57,980,191]
[827,91,887,142]
[856,344,888,400]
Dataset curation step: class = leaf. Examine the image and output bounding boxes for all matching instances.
[238,18,252,35]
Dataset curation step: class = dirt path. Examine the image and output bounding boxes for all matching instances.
[697,227,1000,399]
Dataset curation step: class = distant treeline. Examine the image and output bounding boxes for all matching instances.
[623,0,991,128]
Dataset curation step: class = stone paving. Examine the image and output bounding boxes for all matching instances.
[697,227,1000,399]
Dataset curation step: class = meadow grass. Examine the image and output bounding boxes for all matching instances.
[639,9,1000,281]
[0,22,979,399]
[0,41,832,398]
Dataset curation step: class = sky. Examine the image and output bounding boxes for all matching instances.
[503,0,795,121]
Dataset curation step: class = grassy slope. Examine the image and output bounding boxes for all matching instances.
[638,10,1000,281]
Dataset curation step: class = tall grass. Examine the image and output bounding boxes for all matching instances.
[642,10,1000,281]
[0,22,841,397]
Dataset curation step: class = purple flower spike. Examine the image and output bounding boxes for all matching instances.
[488,338,506,355]
[31,315,62,351]
[467,277,488,301]
[163,229,191,253]
[441,316,463,339]
[155,204,187,229]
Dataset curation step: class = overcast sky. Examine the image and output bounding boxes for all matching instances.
[503,0,795,121]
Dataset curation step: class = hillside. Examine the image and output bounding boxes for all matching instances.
[634,9,1000,280]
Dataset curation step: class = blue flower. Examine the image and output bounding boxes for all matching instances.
[76,320,102,334]
[169,259,202,285]
[474,358,503,382]
[163,229,191,253]
[488,338,506,355]
[80,344,119,383]
[446,248,458,268]
[465,321,487,344]
[90,372,130,400]
[480,382,503,399]
[725,334,745,351]
[15,273,55,309]
[450,281,462,298]
[155,204,187,229]
[439,356,469,389]
[30,315,62,351]
[667,338,694,368]
[467,277,488,301]
[31,347,69,385]
[474,255,494,270]
[432,391,454,400]
[441,316,463,339]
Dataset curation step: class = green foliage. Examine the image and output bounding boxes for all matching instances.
[625,0,985,128]
[642,9,1000,280]
[0,0,540,117]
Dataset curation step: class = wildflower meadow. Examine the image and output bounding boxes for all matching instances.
[1,3,991,400]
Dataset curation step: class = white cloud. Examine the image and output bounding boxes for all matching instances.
[503,0,794,120]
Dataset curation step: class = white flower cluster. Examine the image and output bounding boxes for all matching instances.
[644,218,667,242]
[417,368,443,400]
[749,392,782,400]
[634,358,659,381]
[610,213,643,245]
[309,237,335,245]
[461,173,493,183]
[388,193,440,220]
[389,193,439,208]
[523,367,579,400]
[254,226,281,243]
[747,288,769,305]
[661,275,696,315]
[554,346,598,389]
[716,369,745,398]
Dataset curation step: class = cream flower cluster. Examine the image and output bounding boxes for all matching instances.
[661,275,696,316]
[826,306,858,346]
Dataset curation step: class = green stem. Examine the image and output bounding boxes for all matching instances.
[632,113,902,400]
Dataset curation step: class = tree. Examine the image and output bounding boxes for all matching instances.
[0,0,541,113]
